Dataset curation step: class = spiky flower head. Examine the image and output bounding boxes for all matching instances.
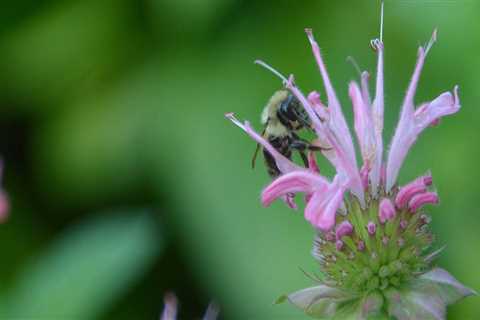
[225,4,475,319]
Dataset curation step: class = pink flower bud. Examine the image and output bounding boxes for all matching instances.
[400,219,408,230]
[360,164,370,190]
[357,240,365,251]
[336,240,344,251]
[382,236,389,245]
[367,221,376,235]
[325,231,335,242]
[395,174,433,208]
[335,221,353,240]
[408,192,439,213]
[378,198,396,224]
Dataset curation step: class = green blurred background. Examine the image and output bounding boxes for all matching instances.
[0,0,478,319]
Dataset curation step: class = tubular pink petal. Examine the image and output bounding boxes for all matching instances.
[305,28,359,174]
[308,91,329,121]
[379,198,396,224]
[371,39,385,195]
[286,76,365,204]
[314,187,345,231]
[409,192,439,213]
[225,113,300,174]
[361,71,372,106]
[261,171,329,207]
[395,174,433,208]
[385,48,426,191]
[335,221,353,239]
[350,82,376,169]
[386,88,460,192]
[285,76,326,137]
[414,87,461,130]
[360,164,369,190]
[386,31,438,191]
[307,91,322,105]
[161,293,178,320]
[304,191,326,222]
[308,151,320,173]
[424,174,433,186]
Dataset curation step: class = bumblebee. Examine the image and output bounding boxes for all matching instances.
[252,90,319,178]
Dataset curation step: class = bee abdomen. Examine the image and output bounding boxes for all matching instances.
[263,135,293,178]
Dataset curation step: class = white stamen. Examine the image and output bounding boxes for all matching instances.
[224,112,243,129]
[380,0,385,43]
[254,60,288,83]
[424,29,438,56]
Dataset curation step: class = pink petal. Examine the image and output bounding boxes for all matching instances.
[414,87,460,130]
[395,173,432,208]
[360,164,369,190]
[408,191,439,213]
[306,185,345,231]
[386,30,458,191]
[316,188,345,231]
[303,176,346,231]
[161,293,178,320]
[203,302,220,320]
[307,91,329,121]
[370,40,385,195]
[285,76,365,205]
[225,113,301,174]
[261,171,329,207]
[350,82,376,170]
[361,71,372,106]
[305,29,359,182]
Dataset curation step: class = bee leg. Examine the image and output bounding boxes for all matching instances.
[291,133,329,152]
[299,150,309,167]
[276,108,294,130]
[290,140,310,167]
[291,107,312,129]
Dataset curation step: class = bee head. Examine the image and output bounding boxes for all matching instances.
[278,94,311,130]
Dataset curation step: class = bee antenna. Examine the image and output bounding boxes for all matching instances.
[346,56,362,77]
[254,60,288,83]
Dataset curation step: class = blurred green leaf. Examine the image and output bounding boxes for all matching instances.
[0,0,143,107]
[1,211,161,319]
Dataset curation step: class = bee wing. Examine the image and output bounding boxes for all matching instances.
[251,127,267,169]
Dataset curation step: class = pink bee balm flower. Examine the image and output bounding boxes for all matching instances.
[226,3,475,319]
[0,161,9,223]
[160,293,218,320]
[379,198,396,224]
[335,220,353,240]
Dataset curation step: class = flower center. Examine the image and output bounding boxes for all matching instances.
[313,193,433,294]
